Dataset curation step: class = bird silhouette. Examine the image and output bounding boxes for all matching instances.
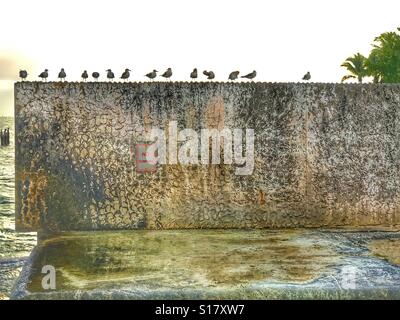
[120,68,131,81]
[58,68,66,81]
[145,70,158,80]
[38,69,48,81]
[241,70,257,80]
[190,68,198,80]
[106,69,115,81]
[19,70,28,81]
[302,71,311,81]
[161,68,172,80]
[203,70,215,80]
[81,70,88,81]
[229,71,240,81]
[92,72,100,81]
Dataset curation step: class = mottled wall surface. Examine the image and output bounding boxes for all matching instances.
[14,82,400,231]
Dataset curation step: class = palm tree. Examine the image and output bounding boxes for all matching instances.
[341,53,368,83]
[365,30,400,83]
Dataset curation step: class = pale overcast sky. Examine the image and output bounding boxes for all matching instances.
[0,0,399,116]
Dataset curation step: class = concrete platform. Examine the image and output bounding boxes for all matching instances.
[11,229,400,299]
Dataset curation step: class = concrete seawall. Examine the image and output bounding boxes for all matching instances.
[14,82,400,231]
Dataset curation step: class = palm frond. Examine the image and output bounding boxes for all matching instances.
[341,53,367,82]
[341,75,356,83]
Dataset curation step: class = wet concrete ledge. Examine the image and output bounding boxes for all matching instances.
[11,229,400,300]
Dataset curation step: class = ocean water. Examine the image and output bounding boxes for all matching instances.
[0,117,36,299]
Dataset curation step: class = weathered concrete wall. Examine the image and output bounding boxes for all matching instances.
[14,82,400,231]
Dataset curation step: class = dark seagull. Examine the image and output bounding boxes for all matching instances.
[302,71,311,81]
[229,71,240,81]
[106,69,115,81]
[19,70,28,81]
[161,68,172,80]
[241,70,257,80]
[190,68,198,80]
[58,68,66,81]
[145,70,158,80]
[203,70,215,80]
[120,68,131,81]
[92,72,100,81]
[81,70,88,81]
[38,69,48,81]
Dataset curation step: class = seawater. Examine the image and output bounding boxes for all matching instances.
[0,117,36,299]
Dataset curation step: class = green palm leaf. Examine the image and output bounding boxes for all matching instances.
[341,53,367,83]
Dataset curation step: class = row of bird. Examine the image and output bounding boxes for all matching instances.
[18,69,312,81]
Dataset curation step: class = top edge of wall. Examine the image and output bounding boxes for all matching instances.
[14,81,400,86]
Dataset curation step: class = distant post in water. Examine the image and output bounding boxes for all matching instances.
[0,128,10,147]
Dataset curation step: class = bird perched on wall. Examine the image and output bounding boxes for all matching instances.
[241,70,257,80]
[302,71,311,81]
[145,70,158,80]
[92,72,100,80]
[19,70,28,81]
[106,69,115,81]
[161,68,172,80]
[81,70,88,81]
[229,71,240,81]
[58,68,66,81]
[190,68,198,80]
[203,70,215,80]
[38,69,48,81]
[120,68,131,81]
[207,71,215,80]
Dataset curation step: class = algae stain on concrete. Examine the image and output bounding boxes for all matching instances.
[26,230,340,293]
[368,239,400,265]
